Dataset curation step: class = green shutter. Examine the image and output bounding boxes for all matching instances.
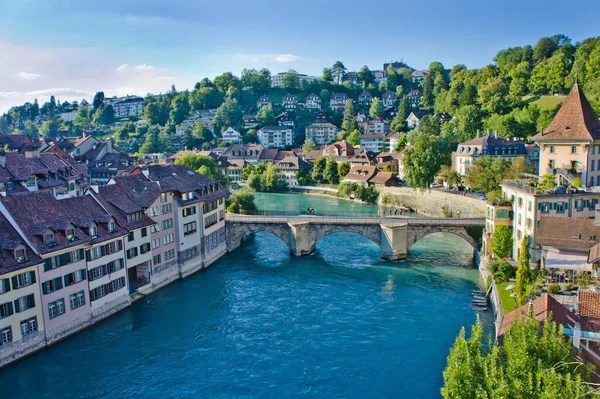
[14,299,20,313]
[564,202,569,210]
[11,276,17,289]
[27,294,35,308]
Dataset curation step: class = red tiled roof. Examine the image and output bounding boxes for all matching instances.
[532,82,600,142]
[535,216,600,249]
[499,293,580,337]
[579,291,600,332]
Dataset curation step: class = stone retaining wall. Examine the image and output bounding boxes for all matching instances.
[380,187,487,218]
[476,252,503,339]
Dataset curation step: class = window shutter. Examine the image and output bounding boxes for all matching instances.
[11,276,17,289]
[564,202,569,210]
[79,249,85,260]
[29,271,36,284]
[2,279,9,293]
[88,270,93,281]
[27,294,35,308]
[86,250,91,261]
[14,299,20,313]
[7,302,13,316]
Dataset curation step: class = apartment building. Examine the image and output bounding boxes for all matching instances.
[501,180,600,262]
[532,82,600,187]
[0,213,45,367]
[329,93,350,112]
[305,123,338,145]
[112,97,145,118]
[282,94,298,110]
[305,93,321,110]
[452,132,527,176]
[106,174,180,291]
[221,127,243,144]
[382,91,398,108]
[257,126,293,149]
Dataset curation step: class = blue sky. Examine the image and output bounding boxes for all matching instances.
[1,0,599,112]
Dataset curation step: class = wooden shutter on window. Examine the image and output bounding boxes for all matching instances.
[11,276,17,289]
[27,294,35,308]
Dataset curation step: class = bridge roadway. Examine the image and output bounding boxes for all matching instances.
[225,214,485,260]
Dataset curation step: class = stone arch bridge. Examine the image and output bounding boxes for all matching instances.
[225,215,484,260]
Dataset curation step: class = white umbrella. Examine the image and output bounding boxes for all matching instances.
[505,284,516,290]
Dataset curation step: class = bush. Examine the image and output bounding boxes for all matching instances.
[494,261,513,283]
[532,289,542,297]
[488,260,500,275]
[441,205,453,218]
[486,276,492,290]
[562,283,573,292]
[547,284,561,294]
[579,272,591,289]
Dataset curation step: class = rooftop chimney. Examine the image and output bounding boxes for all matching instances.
[494,131,498,139]
[0,151,5,168]
[476,129,480,138]
[106,138,113,153]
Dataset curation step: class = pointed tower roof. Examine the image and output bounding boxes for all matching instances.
[532,82,600,142]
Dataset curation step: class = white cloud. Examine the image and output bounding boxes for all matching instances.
[14,72,41,80]
[156,76,176,81]
[273,54,301,63]
[135,63,154,70]
[116,64,129,71]
[0,88,92,98]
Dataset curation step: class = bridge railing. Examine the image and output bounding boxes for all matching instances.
[225,213,485,225]
[234,210,418,218]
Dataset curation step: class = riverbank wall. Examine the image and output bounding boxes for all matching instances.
[380,187,486,218]
[475,252,503,339]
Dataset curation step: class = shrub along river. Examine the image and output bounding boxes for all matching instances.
[0,192,490,398]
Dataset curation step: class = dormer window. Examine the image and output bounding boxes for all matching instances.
[90,226,97,238]
[108,221,115,233]
[44,232,55,245]
[66,228,75,240]
[15,248,26,261]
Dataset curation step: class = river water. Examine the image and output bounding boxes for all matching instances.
[0,193,488,399]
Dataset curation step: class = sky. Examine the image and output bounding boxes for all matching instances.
[1,0,599,113]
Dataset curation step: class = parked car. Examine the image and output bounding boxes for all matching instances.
[478,195,486,200]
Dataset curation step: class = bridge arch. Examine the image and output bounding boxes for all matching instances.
[310,224,381,248]
[407,227,479,252]
[226,223,292,252]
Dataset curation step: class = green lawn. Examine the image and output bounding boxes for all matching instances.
[524,95,566,111]
[496,281,533,314]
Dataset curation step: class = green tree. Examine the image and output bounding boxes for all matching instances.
[214,97,243,130]
[394,135,407,152]
[442,316,592,399]
[346,129,361,146]
[332,61,347,85]
[402,132,450,188]
[337,161,350,180]
[479,76,511,114]
[256,104,276,126]
[138,126,161,154]
[241,163,255,180]
[227,188,257,214]
[302,139,319,154]
[390,96,410,132]
[170,92,191,125]
[341,100,357,132]
[312,156,326,182]
[39,118,60,138]
[491,224,513,259]
[516,236,531,304]
[92,91,105,111]
[322,68,334,83]
[357,65,374,88]
[369,97,384,119]
[93,105,115,126]
[441,105,483,145]
[323,158,339,184]
[283,70,300,90]
[213,72,240,93]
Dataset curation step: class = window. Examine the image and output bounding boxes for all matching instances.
[108,222,115,233]
[161,204,172,214]
[43,249,85,271]
[182,206,196,217]
[126,247,138,259]
[65,228,75,239]
[571,146,577,154]
[20,317,37,337]
[90,226,97,238]
[162,233,174,245]
[44,232,55,245]
[48,299,65,319]
[160,193,167,203]
[88,265,107,281]
[140,243,151,254]
[204,213,218,228]
[151,224,160,233]
[14,294,35,313]
[108,259,124,273]
[593,160,596,172]
[182,192,194,201]
[518,197,523,208]
[0,327,12,345]
[64,269,86,286]
[152,238,161,249]
[184,221,197,236]
[69,291,86,310]
[127,212,142,223]
[90,285,106,302]
[42,277,63,295]
[128,232,135,242]
[153,254,162,266]
[162,219,173,230]
[0,278,10,295]
[549,159,555,169]
[90,246,102,260]
[0,302,14,319]
[164,249,175,261]
[26,177,36,187]
[550,146,556,153]
[517,214,522,225]
[110,278,124,292]
[12,271,35,289]
[141,228,147,238]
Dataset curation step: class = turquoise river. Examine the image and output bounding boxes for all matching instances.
[0,192,490,398]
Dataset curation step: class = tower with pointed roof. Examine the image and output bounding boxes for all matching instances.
[532,82,600,186]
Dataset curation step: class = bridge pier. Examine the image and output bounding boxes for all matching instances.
[380,224,408,261]
[288,222,314,257]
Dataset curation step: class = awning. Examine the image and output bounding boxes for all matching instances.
[544,251,593,272]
